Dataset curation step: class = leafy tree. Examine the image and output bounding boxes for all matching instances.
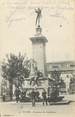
[50,70,61,99]
[1,53,30,100]
[50,70,61,86]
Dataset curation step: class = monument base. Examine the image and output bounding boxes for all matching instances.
[50,100,71,105]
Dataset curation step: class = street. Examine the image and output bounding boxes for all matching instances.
[0,94,75,117]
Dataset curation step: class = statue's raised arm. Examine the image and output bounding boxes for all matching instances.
[35,8,42,27]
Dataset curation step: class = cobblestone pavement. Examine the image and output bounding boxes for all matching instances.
[0,94,75,117]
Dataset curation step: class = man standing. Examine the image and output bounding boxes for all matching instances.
[2,92,6,102]
[15,87,20,103]
[42,90,48,106]
[31,89,36,106]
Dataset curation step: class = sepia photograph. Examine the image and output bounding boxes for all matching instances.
[0,0,75,117]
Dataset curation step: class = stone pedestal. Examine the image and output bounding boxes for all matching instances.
[30,26,48,76]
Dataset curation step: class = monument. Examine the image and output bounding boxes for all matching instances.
[30,8,48,76]
[29,8,70,104]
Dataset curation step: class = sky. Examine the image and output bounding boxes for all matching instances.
[0,0,75,63]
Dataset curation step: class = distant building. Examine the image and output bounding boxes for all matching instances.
[46,61,75,93]
[46,61,75,73]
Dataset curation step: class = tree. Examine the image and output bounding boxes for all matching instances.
[1,53,30,101]
[50,70,61,99]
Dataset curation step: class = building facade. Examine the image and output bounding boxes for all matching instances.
[46,61,75,93]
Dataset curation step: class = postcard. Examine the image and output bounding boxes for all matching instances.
[0,0,75,117]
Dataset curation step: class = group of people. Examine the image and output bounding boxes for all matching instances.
[31,89,48,106]
[15,88,48,106]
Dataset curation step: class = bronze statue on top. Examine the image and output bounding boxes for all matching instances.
[35,8,42,27]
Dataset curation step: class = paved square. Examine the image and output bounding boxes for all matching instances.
[0,94,75,117]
